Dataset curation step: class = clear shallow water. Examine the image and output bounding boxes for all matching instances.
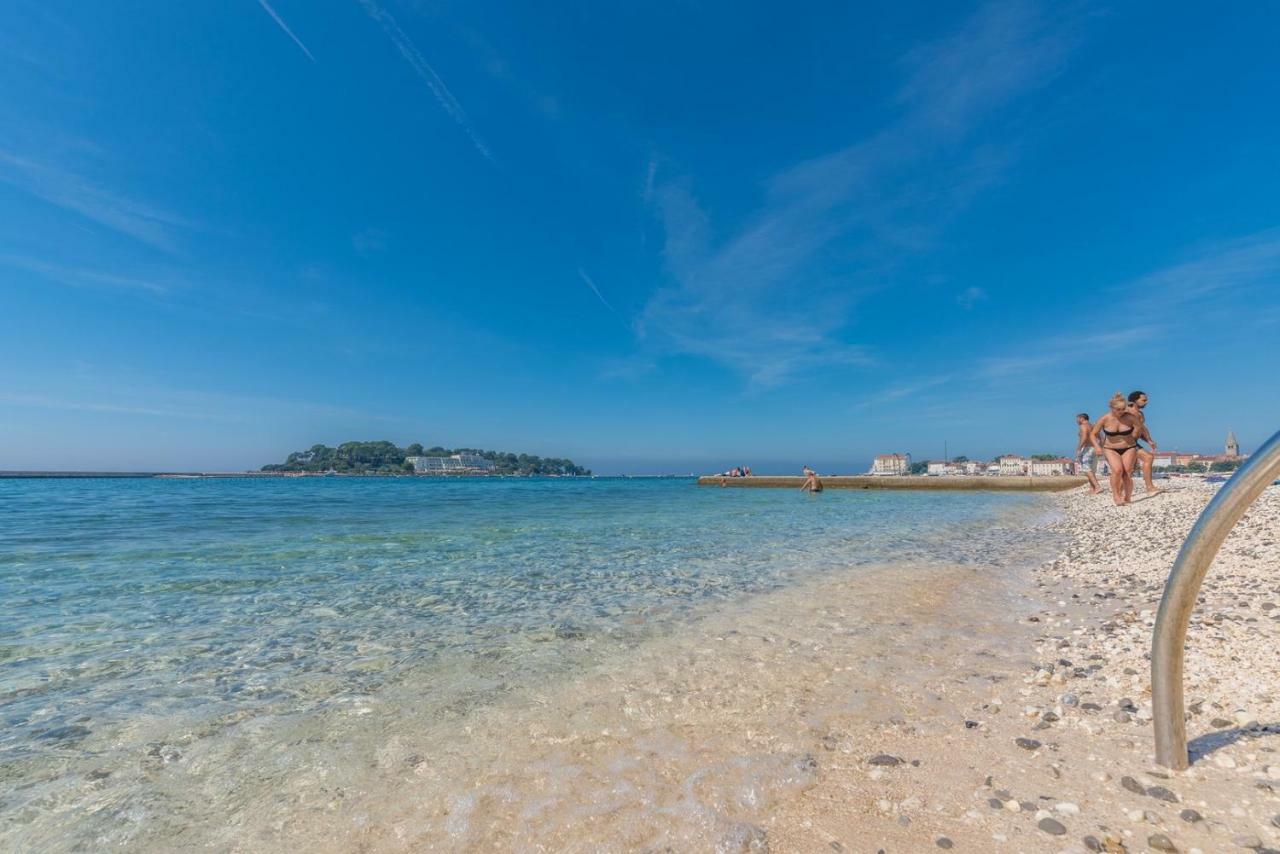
[0,477,1060,850]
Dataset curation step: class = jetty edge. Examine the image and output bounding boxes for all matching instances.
[696,474,1085,491]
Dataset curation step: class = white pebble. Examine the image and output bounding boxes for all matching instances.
[1055,802,1081,815]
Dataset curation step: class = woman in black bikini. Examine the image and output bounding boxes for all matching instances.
[1090,391,1140,506]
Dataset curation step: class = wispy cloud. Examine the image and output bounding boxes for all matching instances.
[641,156,658,204]
[642,1,1075,387]
[578,268,615,312]
[1,254,173,295]
[979,326,1163,379]
[0,150,187,251]
[255,0,315,62]
[0,393,212,420]
[356,0,492,161]
[0,386,397,424]
[956,286,988,309]
[1125,228,1280,305]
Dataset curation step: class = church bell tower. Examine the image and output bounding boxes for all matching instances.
[1226,430,1240,457]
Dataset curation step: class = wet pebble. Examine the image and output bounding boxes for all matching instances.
[1015,737,1042,751]
[935,838,953,850]
[1179,808,1203,823]
[1148,833,1177,852]
[1037,817,1067,836]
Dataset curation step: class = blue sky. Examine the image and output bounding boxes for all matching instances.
[2,1,1278,474]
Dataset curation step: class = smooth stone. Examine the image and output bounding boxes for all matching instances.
[1147,785,1179,803]
[935,837,953,849]
[1121,775,1146,794]
[987,798,1004,810]
[1015,737,1042,751]
[1179,808,1202,823]
[1232,835,1262,850]
[1037,817,1067,836]
[867,754,901,767]
[1082,836,1103,853]
[1113,711,1132,723]
[1212,718,1235,728]
[1055,802,1081,815]
[1148,833,1177,852]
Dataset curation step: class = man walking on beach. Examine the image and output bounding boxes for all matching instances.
[1127,391,1161,495]
[1075,413,1102,494]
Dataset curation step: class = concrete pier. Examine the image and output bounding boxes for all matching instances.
[696,475,1086,491]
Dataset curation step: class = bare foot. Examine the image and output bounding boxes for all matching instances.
[1147,488,1163,496]
[1090,488,1103,495]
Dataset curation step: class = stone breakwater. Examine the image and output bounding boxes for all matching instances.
[697,475,1086,491]
[767,479,1280,853]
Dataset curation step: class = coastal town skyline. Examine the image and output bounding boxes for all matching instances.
[3,2,1279,474]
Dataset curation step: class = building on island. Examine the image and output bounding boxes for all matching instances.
[870,453,911,475]
[1226,430,1240,458]
[925,460,951,476]
[407,454,496,475]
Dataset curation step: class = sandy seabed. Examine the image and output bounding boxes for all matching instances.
[344,478,1279,854]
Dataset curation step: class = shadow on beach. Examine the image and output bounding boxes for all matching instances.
[1188,722,1280,762]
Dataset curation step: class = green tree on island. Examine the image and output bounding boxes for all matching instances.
[261,441,590,476]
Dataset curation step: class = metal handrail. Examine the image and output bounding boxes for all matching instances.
[1152,429,1280,769]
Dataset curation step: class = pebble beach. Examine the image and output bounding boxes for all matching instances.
[768,478,1280,853]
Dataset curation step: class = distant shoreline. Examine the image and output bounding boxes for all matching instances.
[0,471,604,480]
[0,471,681,480]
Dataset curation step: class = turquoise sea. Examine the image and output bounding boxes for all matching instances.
[0,477,1061,850]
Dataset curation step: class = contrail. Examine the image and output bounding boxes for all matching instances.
[578,269,615,312]
[356,0,493,161]
[256,0,315,62]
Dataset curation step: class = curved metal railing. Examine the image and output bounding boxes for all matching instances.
[1151,429,1280,769]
